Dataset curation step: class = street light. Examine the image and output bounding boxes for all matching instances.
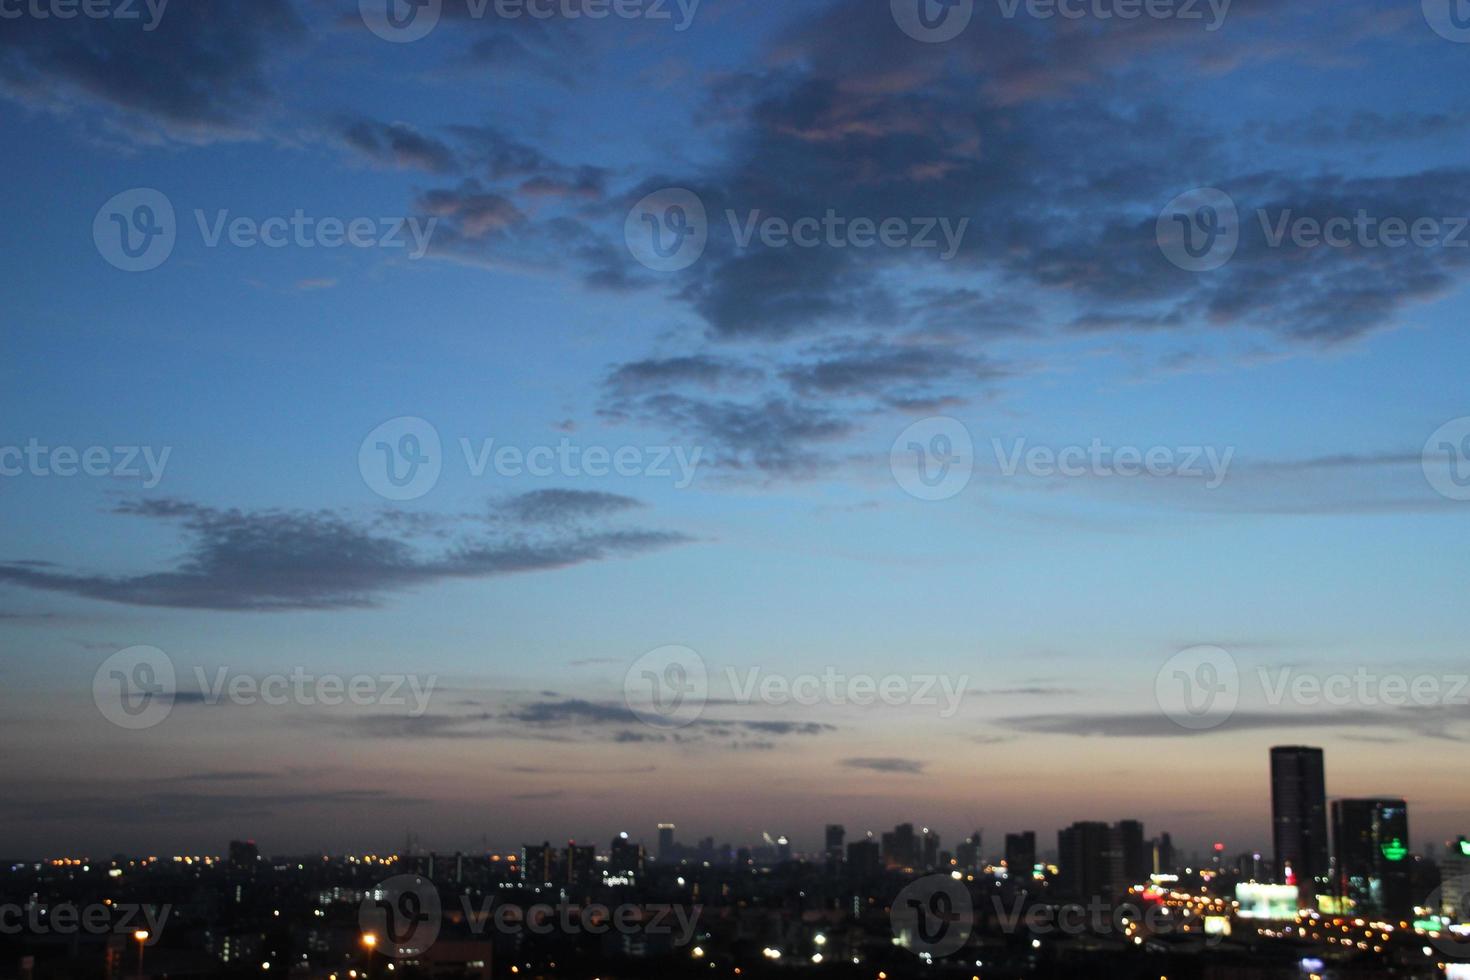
[133,930,148,979]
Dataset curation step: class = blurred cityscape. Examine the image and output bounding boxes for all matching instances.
[2,747,1467,979]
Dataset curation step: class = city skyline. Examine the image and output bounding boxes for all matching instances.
[3,0,1470,867]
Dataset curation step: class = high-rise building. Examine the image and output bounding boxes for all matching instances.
[565,842,597,887]
[1332,798,1412,918]
[847,834,881,878]
[227,840,259,874]
[1116,820,1150,886]
[881,823,917,870]
[825,825,845,868]
[1058,822,1119,899]
[1442,837,1470,919]
[956,831,983,873]
[1152,833,1176,876]
[522,841,557,884]
[609,832,645,881]
[1004,832,1036,879]
[1270,746,1330,890]
[657,823,676,862]
[921,828,940,870]
[1058,821,1141,897]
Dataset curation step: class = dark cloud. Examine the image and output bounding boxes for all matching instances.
[605,356,766,396]
[1000,706,1470,740]
[609,394,854,474]
[841,756,926,775]
[0,495,690,612]
[781,342,1006,398]
[498,489,642,523]
[342,118,458,174]
[0,0,302,140]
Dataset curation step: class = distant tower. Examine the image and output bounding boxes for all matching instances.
[1332,799,1411,917]
[657,823,676,862]
[1271,746,1329,890]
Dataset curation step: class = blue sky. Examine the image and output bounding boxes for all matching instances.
[1,0,1468,860]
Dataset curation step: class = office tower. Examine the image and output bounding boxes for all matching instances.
[825,825,845,870]
[1058,821,1140,897]
[1332,799,1412,918]
[1152,833,1176,876]
[227,840,259,874]
[522,841,557,884]
[956,831,983,873]
[565,842,597,888]
[776,835,792,863]
[609,832,645,880]
[921,828,940,870]
[1058,822,1119,898]
[1443,837,1470,919]
[1116,820,1149,886]
[1005,832,1036,879]
[881,823,917,870]
[1270,746,1330,890]
[657,823,676,862]
[846,834,880,878]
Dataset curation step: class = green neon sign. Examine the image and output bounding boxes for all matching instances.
[1382,839,1408,862]
[1460,840,1470,857]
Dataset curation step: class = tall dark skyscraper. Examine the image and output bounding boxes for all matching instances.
[1115,820,1150,886]
[1270,746,1330,890]
[657,823,676,862]
[846,834,881,878]
[956,830,983,872]
[1332,798,1412,918]
[1058,821,1117,898]
[825,824,845,857]
[1005,832,1036,879]
[881,823,917,870]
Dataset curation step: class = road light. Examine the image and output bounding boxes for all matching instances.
[133,930,148,979]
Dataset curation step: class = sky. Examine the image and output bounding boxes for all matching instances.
[1,0,1468,862]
